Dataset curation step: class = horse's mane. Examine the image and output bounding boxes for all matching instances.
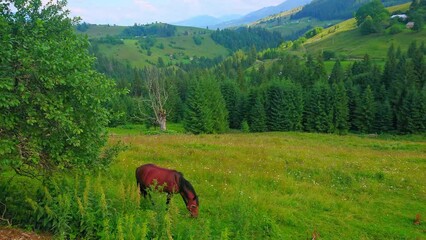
[178,172,199,205]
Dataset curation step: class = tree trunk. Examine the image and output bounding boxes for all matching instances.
[159,110,167,131]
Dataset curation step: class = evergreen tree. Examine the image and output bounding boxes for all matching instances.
[184,74,228,134]
[411,43,426,88]
[313,53,328,82]
[407,41,418,59]
[208,77,229,133]
[304,80,333,133]
[374,85,393,133]
[332,81,349,134]
[399,87,425,133]
[345,79,361,131]
[221,81,241,129]
[382,44,397,89]
[247,89,267,132]
[354,85,376,133]
[329,60,345,84]
[184,78,212,134]
[265,80,304,131]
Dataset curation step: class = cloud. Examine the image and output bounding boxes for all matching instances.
[133,0,157,12]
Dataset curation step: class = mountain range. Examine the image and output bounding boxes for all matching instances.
[174,0,312,29]
[173,14,241,28]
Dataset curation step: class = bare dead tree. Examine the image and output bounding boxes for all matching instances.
[138,67,169,131]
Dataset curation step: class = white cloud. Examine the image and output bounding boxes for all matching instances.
[133,0,157,12]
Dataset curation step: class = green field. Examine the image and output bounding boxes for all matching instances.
[76,24,127,39]
[97,34,228,68]
[1,129,425,238]
[111,131,426,238]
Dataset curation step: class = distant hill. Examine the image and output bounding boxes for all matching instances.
[294,3,426,60]
[249,6,340,40]
[292,0,411,21]
[212,0,313,29]
[173,15,241,28]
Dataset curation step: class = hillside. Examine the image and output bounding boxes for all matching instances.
[77,24,230,68]
[212,0,312,29]
[287,3,425,60]
[97,33,229,68]
[76,23,127,39]
[292,0,411,21]
[250,7,340,40]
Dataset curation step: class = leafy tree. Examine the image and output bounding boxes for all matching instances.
[360,16,379,35]
[356,0,389,34]
[355,0,390,26]
[0,0,117,177]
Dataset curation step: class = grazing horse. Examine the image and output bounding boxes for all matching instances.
[135,164,199,217]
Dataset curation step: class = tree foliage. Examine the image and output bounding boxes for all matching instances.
[0,0,117,177]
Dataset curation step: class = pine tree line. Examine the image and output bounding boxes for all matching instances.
[94,41,425,135]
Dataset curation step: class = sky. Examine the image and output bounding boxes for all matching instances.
[59,0,286,26]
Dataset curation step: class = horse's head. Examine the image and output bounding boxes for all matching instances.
[179,174,199,217]
[186,196,199,218]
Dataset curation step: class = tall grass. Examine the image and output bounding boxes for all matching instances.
[0,131,425,239]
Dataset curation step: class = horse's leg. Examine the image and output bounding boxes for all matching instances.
[166,193,172,205]
[139,183,148,198]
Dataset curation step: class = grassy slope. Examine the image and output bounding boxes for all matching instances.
[250,7,341,39]
[91,26,228,68]
[106,130,426,239]
[302,3,426,60]
[77,24,127,39]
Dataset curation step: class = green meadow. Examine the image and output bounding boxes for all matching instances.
[113,130,426,239]
[97,35,228,68]
[1,128,425,239]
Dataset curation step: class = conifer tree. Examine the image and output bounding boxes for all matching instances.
[332,81,349,134]
[247,90,267,132]
[374,85,393,133]
[266,80,304,131]
[304,80,333,133]
[354,85,376,133]
[183,75,228,134]
[329,60,345,85]
[382,44,397,89]
[221,81,242,129]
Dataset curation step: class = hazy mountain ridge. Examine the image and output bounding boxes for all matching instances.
[175,0,313,29]
[173,15,241,28]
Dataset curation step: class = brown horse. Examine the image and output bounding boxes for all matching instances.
[135,164,199,217]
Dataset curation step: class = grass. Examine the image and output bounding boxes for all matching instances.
[97,33,229,68]
[76,24,127,39]
[1,130,425,238]
[105,130,426,239]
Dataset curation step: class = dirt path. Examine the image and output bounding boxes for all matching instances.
[0,227,52,240]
